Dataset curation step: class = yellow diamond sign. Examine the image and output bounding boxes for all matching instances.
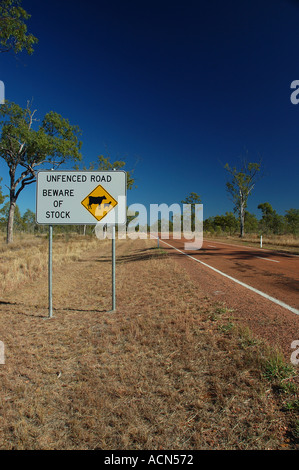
[81,184,118,222]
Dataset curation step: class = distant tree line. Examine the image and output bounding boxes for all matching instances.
[204,204,299,236]
[0,198,298,237]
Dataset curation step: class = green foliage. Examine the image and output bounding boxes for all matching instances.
[0,204,43,233]
[0,200,23,228]
[0,100,82,242]
[204,205,299,237]
[244,211,259,233]
[285,208,299,235]
[75,154,135,191]
[204,212,239,235]
[258,202,285,235]
[284,400,299,412]
[262,351,295,383]
[21,208,36,232]
[181,192,201,206]
[0,0,38,54]
[0,101,82,172]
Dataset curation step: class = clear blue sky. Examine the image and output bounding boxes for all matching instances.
[0,0,298,219]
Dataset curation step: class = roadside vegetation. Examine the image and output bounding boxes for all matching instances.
[202,199,299,253]
[0,231,100,293]
[204,205,299,238]
[0,234,298,450]
[203,232,299,254]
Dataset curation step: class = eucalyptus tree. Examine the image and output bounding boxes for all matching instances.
[75,154,135,191]
[0,0,38,54]
[0,100,82,243]
[224,159,262,238]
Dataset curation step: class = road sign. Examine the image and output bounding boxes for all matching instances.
[81,184,118,222]
[36,170,127,225]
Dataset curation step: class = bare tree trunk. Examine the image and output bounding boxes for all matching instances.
[7,200,16,244]
[240,205,245,238]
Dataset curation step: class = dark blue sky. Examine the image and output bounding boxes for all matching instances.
[0,0,298,219]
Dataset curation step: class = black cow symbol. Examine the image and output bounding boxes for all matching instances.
[88,195,107,209]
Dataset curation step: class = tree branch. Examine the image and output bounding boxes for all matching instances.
[14,167,33,189]
[15,175,36,200]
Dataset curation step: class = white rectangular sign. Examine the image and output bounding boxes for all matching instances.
[36,170,127,225]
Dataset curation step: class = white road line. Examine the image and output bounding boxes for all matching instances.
[159,239,299,316]
[205,239,299,257]
[255,256,279,263]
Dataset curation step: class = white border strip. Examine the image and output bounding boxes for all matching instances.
[255,256,279,263]
[205,239,299,257]
[159,239,299,316]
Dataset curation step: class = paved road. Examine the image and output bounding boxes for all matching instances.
[158,237,299,314]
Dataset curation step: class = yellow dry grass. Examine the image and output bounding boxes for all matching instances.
[0,234,298,450]
[0,232,100,293]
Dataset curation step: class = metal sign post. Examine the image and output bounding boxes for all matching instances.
[36,171,127,317]
[48,225,53,318]
[112,225,116,311]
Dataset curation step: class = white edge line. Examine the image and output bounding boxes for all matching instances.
[206,239,299,258]
[159,239,299,316]
[255,256,279,263]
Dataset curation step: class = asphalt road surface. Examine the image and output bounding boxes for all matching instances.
[160,238,299,313]
[157,236,299,359]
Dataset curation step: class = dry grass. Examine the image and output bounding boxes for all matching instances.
[204,232,299,253]
[0,231,100,293]
[0,235,298,450]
